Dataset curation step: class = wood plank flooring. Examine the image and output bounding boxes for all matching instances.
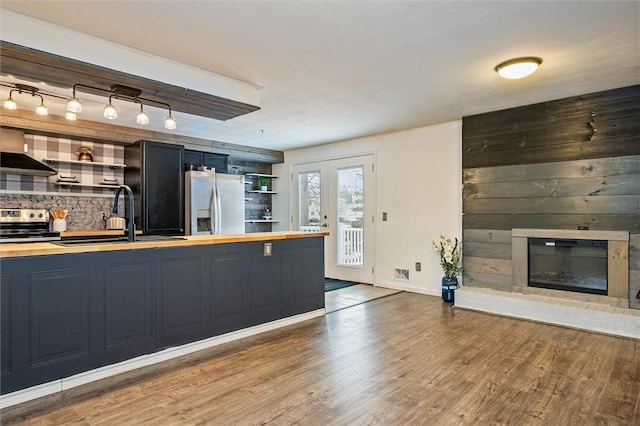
[2,292,639,425]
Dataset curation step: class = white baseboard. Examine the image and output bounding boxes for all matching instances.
[0,308,325,409]
[374,280,440,297]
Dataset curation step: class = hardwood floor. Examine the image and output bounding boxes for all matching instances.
[324,284,401,312]
[3,292,639,425]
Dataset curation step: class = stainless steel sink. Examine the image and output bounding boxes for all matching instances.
[54,235,186,246]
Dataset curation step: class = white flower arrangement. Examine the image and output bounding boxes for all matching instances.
[432,235,462,279]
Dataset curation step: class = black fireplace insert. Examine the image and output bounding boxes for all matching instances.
[528,238,608,295]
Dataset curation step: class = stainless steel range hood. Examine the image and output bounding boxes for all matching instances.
[0,129,57,176]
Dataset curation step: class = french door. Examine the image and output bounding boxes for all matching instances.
[292,155,374,283]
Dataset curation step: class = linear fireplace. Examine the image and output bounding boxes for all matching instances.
[512,229,630,308]
[528,238,607,295]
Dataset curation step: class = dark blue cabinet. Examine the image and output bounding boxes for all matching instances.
[125,140,185,235]
[0,237,325,395]
[208,246,250,335]
[101,258,155,362]
[1,274,13,378]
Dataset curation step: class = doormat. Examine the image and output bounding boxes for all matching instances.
[325,279,359,292]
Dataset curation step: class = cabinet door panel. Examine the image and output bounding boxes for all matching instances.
[210,252,244,321]
[202,153,228,173]
[158,255,204,345]
[184,150,202,171]
[298,241,325,311]
[248,243,282,324]
[29,268,91,366]
[104,262,154,348]
[1,274,12,376]
[280,247,297,308]
[143,142,184,234]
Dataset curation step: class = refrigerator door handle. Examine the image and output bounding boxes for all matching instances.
[213,178,222,235]
[216,182,222,234]
[210,183,217,235]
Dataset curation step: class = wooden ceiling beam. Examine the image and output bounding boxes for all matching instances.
[0,41,260,121]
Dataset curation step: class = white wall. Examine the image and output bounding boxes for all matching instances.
[273,120,462,296]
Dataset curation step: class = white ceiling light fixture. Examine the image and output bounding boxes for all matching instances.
[494,57,543,79]
[103,96,118,120]
[66,87,82,113]
[3,93,17,110]
[35,99,48,116]
[136,103,150,125]
[164,111,177,130]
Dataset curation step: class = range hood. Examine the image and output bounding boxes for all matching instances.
[0,129,57,177]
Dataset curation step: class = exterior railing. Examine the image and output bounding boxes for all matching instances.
[338,226,363,266]
[299,225,363,266]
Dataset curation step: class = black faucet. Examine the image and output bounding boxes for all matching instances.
[113,184,136,242]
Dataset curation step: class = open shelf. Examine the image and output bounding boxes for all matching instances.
[245,173,278,178]
[43,158,126,169]
[54,182,120,190]
[248,190,277,194]
[245,219,279,223]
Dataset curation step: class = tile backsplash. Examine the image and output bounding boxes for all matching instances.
[0,193,115,230]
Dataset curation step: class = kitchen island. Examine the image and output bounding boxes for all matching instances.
[0,232,327,404]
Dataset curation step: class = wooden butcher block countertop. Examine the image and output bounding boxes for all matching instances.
[0,232,329,258]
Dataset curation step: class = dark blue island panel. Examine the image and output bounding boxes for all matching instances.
[0,237,324,395]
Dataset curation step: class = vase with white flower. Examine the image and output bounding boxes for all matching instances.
[432,235,462,303]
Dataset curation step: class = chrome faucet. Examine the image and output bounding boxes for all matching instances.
[113,184,136,242]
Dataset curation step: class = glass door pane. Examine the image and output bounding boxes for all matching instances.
[336,166,364,267]
[297,170,322,232]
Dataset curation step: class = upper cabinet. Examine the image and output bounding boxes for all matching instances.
[125,141,184,235]
[184,150,229,173]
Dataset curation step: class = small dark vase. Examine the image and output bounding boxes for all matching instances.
[441,276,458,303]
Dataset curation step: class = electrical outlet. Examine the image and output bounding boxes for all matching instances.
[264,242,272,256]
[415,262,421,272]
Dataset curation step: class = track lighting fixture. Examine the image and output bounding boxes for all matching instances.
[1,83,66,116]
[1,82,176,129]
[66,83,176,129]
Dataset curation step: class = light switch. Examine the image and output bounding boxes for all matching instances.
[264,242,272,257]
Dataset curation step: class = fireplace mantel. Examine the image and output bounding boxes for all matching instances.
[512,228,630,307]
[512,228,629,241]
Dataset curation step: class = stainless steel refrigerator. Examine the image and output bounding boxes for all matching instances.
[185,171,245,235]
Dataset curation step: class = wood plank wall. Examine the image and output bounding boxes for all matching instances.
[461,85,640,303]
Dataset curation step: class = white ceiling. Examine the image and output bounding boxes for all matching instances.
[1,1,638,152]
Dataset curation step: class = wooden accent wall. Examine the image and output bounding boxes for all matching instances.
[461,85,640,300]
